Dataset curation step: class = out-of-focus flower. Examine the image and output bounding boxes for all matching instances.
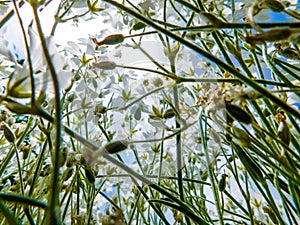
[0,27,13,60]
[138,0,156,11]
[0,121,16,143]
[0,1,9,17]
[6,27,72,99]
[287,81,300,105]
[0,27,15,79]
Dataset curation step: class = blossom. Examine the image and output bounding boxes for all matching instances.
[138,0,156,11]
[6,27,72,99]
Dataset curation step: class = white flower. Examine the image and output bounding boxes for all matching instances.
[138,0,156,11]
[6,27,72,98]
[0,27,14,61]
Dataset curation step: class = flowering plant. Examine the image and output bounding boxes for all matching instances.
[0,0,300,224]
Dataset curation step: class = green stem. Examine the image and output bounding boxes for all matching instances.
[0,193,48,209]
[31,4,62,225]
[12,0,36,105]
[168,51,190,223]
[199,112,224,225]
[12,143,24,196]
[0,201,19,225]
[131,178,171,225]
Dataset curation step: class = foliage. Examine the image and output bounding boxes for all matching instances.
[0,0,300,224]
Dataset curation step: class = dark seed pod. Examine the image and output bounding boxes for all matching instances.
[132,22,146,31]
[101,34,125,45]
[163,108,176,119]
[92,61,117,70]
[225,102,252,124]
[218,174,228,192]
[226,112,234,126]
[62,167,74,182]
[104,140,128,154]
[277,120,290,146]
[79,156,89,167]
[84,167,95,184]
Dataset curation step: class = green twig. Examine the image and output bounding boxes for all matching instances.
[31,4,62,224]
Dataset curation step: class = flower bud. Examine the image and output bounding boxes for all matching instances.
[263,0,285,12]
[218,173,228,192]
[21,144,31,160]
[94,104,107,117]
[67,93,76,102]
[0,122,15,143]
[29,0,45,7]
[277,120,290,146]
[132,22,146,31]
[164,43,180,60]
